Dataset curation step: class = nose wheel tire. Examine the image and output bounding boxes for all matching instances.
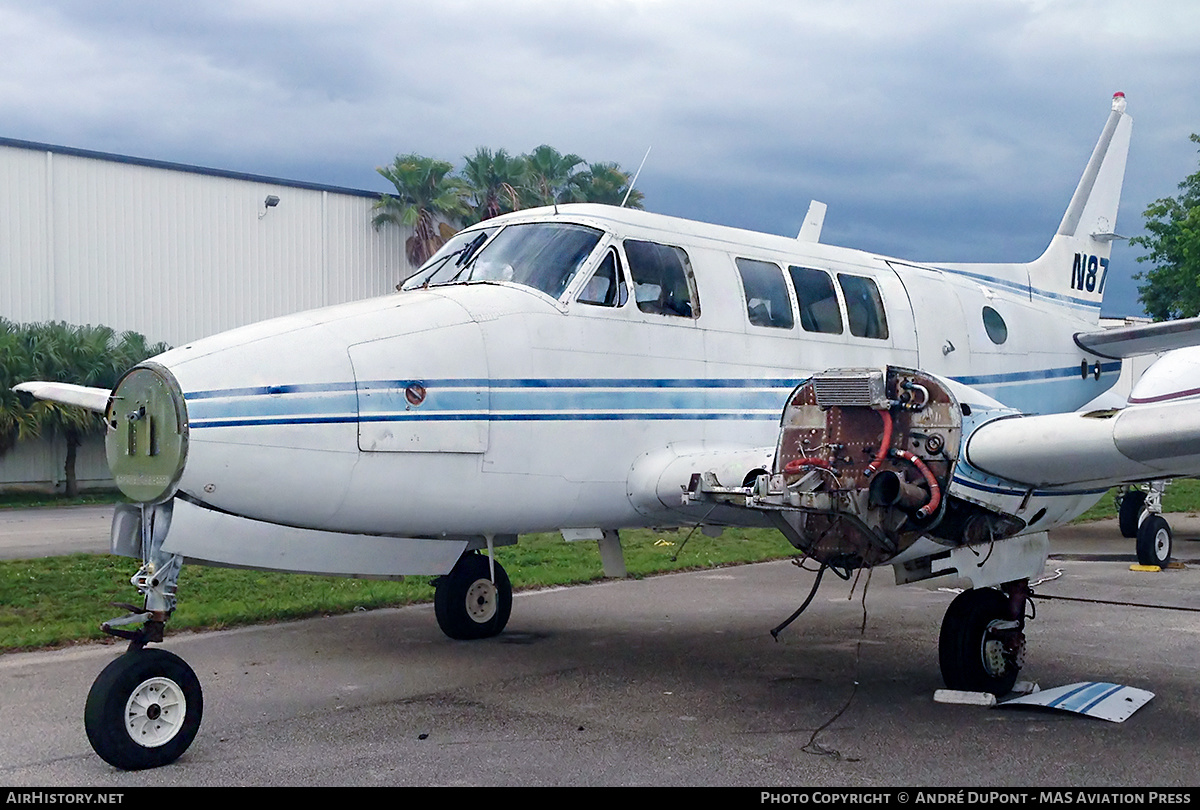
[84,648,203,770]
[1136,514,1172,567]
[434,553,512,640]
[938,588,1020,697]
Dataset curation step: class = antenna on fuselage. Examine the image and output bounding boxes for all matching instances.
[621,146,652,208]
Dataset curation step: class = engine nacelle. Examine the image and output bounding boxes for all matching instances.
[1129,345,1200,405]
[686,366,1028,570]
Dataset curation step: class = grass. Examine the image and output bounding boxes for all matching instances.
[5,480,1200,653]
[0,526,794,652]
[0,489,126,509]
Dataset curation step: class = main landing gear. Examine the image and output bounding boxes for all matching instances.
[938,581,1029,697]
[434,552,513,640]
[1118,484,1173,567]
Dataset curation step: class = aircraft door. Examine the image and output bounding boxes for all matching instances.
[889,263,973,377]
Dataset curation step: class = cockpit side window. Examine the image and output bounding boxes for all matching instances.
[838,273,889,339]
[466,222,604,299]
[736,258,794,329]
[577,248,629,307]
[788,266,843,334]
[625,240,700,318]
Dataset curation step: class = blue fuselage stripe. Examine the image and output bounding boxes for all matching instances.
[184,365,1115,429]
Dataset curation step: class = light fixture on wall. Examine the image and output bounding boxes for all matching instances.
[259,194,281,219]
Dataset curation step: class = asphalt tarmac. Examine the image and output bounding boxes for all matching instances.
[1,508,1199,787]
[0,504,113,559]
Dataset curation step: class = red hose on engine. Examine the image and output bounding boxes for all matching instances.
[783,457,833,474]
[864,408,893,477]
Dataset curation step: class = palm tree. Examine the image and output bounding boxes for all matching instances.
[578,162,645,209]
[0,318,38,458]
[373,153,470,268]
[5,322,169,495]
[522,145,587,207]
[114,330,170,372]
[461,147,526,224]
[21,323,123,496]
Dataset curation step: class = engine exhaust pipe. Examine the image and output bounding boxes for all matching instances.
[868,470,929,512]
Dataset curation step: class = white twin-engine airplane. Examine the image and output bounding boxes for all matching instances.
[16,92,1200,770]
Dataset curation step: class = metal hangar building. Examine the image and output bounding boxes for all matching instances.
[0,136,413,492]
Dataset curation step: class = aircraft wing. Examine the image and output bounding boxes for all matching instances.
[964,399,1200,488]
[1073,316,1200,358]
[12,382,111,413]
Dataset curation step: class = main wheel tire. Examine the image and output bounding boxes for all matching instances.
[1118,489,1146,539]
[84,648,203,770]
[1136,514,1172,567]
[938,588,1020,697]
[434,553,512,640]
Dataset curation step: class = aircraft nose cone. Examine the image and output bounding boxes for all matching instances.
[104,362,189,504]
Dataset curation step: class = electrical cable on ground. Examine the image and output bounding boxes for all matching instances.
[670,504,719,562]
[801,568,872,762]
[771,563,826,639]
[1035,593,1200,612]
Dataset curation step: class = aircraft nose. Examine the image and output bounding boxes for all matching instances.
[104,362,189,504]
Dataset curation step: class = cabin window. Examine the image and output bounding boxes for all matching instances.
[736,258,794,329]
[838,274,889,339]
[624,240,701,318]
[401,227,498,289]
[789,266,843,334]
[577,249,629,307]
[983,306,1008,344]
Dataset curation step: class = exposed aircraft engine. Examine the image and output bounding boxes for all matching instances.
[688,367,980,569]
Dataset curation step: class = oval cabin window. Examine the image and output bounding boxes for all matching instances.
[983,306,1008,345]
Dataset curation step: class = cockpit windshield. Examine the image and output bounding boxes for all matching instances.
[401,221,604,299]
[400,227,497,290]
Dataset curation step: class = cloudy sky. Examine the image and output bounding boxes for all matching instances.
[4,0,1198,315]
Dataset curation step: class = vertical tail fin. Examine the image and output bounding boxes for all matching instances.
[1027,93,1133,320]
[936,94,1132,323]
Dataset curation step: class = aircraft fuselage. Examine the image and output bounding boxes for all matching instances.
[141,205,1117,546]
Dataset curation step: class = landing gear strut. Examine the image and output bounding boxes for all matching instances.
[938,582,1028,696]
[434,552,513,640]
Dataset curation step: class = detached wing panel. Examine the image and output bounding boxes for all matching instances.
[965,401,1200,488]
[12,382,110,413]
